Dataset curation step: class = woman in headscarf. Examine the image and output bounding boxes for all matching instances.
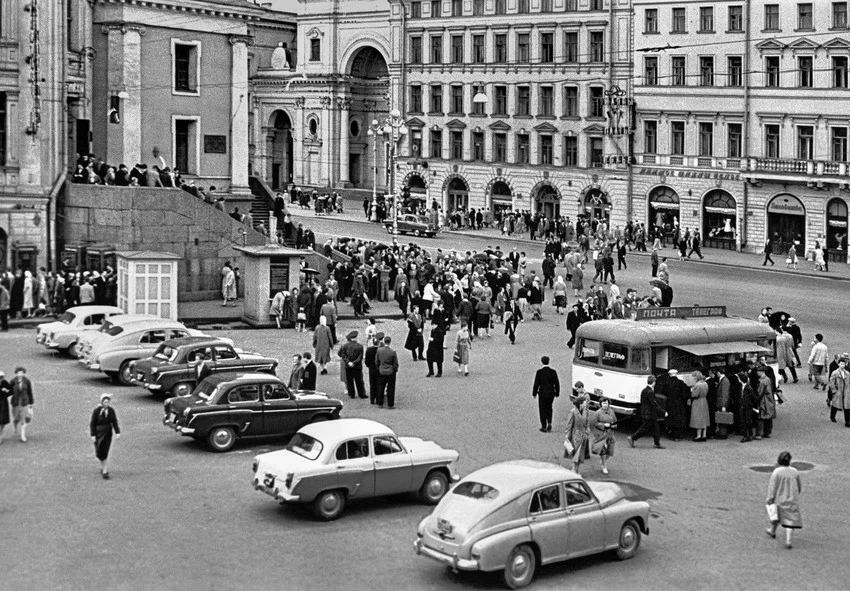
[553,275,568,314]
[312,315,334,375]
[22,270,35,318]
[689,371,710,441]
[765,450,803,549]
[589,398,617,475]
[404,305,425,361]
[454,325,472,376]
[564,396,591,475]
[89,393,121,479]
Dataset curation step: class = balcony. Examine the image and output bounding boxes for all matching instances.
[744,158,850,186]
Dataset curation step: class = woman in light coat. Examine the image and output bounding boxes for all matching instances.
[553,276,568,314]
[571,263,584,297]
[312,315,334,374]
[269,290,287,329]
[589,399,617,474]
[766,451,803,549]
[689,372,710,441]
[454,325,472,376]
[564,397,591,474]
[827,357,850,426]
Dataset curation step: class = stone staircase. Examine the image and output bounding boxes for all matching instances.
[248,176,275,229]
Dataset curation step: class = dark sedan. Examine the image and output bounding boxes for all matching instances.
[385,214,439,238]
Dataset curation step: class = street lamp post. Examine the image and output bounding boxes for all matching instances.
[366,119,381,222]
[367,109,407,245]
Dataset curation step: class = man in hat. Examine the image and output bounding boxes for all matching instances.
[338,331,366,399]
[90,393,121,478]
[375,336,399,408]
[365,332,384,404]
[10,366,34,442]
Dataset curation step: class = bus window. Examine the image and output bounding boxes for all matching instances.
[578,339,601,364]
[601,343,628,368]
[630,347,651,372]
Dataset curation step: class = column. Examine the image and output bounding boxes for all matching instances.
[320,96,332,186]
[230,35,252,194]
[102,24,144,167]
[337,97,351,185]
[295,97,306,184]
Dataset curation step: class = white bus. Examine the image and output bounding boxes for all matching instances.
[572,306,776,416]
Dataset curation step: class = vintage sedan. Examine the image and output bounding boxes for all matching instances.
[252,418,460,521]
[131,336,277,397]
[75,314,161,361]
[414,460,651,589]
[35,305,124,355]
[385,214,439,238]
[163,373,343,452]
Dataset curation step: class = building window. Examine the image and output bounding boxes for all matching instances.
[699,7,714,32]
[766,56,780,87]
[430,0,441,17]
[672,7,686,32]
[590,32,604,62]
[729,5,743,31]
[310,38,320,62]
[564,32,578,63]
[540,86,554,116]
[451,85,464,114]
[410,85,423,112]
[797,126,814,159]
[765,4,780,30]
[430,130,443,158]
[699,122,714,156]
[0,92,5,165]
[410,37,422,64]
[494,133,507,162]
[671,121,685,155]
[541,33,554,63]
[590,137,603,167]
[672,56,686,85]
[495,0,506,15]
[765,124,780,158]
[495,34,507,63]
[452,0,462,17]
[644,120,657,154]
[494,85,507,115]
[728,56,743,87]
[473,131,484,160]
[835,2,848,28]
[473,0,484,16]
[565,0,577,10]
[563,86,578,117]
[590,0,603,9]
[645,57,658,85]
[799,56,814,87]
[451,35,464,64]
[700,56,714,86]
[472,85,486,115]
[430,84,443,113]
[517,134,530,164]
[451,131,463,159]
[563,136,577,166]
[410,131,422,157]
[473,34,485,63]
[728,123,742,158]
[541,0,553,13]
[173,43,198,93]
[645,8,659,33]
[517,85,530,116]
[832,127,848,161]
[411,1,422,18]
[518,0,529,14]
[590,86,604,118]
[798,3,813,30]
[834,56,849,87]
[430,35,443,63]
[540,135,553,165]
[517,33,530,63]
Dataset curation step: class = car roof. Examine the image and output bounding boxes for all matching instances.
[464,460,581,492]
[104,314,163,327]
[66,305,124,315]
[165,336,226,348]
[114,318,187,331]
[300,418,391,441]
[200,372,282,388]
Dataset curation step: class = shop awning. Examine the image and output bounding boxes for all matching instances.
[650,202,680,210]
[674,341,771,357]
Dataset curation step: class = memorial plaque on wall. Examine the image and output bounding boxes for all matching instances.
[269,259,290,298]
[204,135,227,154]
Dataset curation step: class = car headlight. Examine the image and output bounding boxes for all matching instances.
[151,367,158,375]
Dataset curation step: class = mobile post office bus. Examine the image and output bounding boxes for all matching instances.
[571,306,776,416]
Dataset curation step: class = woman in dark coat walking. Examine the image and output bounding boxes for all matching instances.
[0,371,11,443]
[425,324,446,378]
[90,393,121,478]
[665,370,690,440]
[405,306,425,360]
[738,371,758,442]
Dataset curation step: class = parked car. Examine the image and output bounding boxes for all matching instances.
[163,373,343,452]
[76,314,163,361]
[83,319,214,385]
[385,214,439,238]
[35,305,125,355]
[131,336,277,397]
[414,460,651,589]
[252,418,460,521]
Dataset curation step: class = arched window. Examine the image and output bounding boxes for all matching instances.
[827,198,848,255]
[703,190,737,249]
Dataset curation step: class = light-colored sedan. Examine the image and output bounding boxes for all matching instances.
[35,305,124,355]
[76,314,162,361]
[414,460,651,589]
[252,418,460,521]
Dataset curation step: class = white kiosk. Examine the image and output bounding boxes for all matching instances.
[116,251,181,320]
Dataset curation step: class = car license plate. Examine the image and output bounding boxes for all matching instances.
[594,387,603,397]
[263,474,275,488]
[436,518,453,535]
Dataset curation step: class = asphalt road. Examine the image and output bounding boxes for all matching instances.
[2,224,849,591]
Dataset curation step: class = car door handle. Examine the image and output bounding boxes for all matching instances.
[529,516,537,523]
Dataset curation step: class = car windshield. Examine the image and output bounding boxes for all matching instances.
[452,481,500,500]
[195,384,221,404]
[59,312,76,325]
[285,433,324,461]
[106,326,124,336]
[154,345,178,361]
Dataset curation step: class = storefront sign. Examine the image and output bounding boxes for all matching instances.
[636,306,726,320]
[605,155,636,164]
[269,260,290,298]
[604,85,633,136]
[639,167,741,182]
[767,195,805,216]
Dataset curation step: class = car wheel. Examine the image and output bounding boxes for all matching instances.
[419,470,449,505]
[206,426,236,453]
[172,381,194,397]
[414,230,421,237]
[616,520,641,560]
[67,341,82,358]
[312,489,346,521]
[118,360,136,386]
[503,544,536,589]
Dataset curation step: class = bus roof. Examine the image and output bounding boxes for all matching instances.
[575,316,775,347]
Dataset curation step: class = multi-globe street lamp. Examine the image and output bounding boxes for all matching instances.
[367,109,408,247]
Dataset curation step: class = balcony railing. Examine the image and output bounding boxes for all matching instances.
[669,155,684,166]
[753,158,808,173]
[747,158,850,178]
[697,157,713,167]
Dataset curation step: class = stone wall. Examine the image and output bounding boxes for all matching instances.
[60,185,266,300]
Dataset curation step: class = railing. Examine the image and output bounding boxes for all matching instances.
[823,162,842,175]
[642,154,656,164]
[725,158,742,170]
[669,155,684,166]
[697,157,713,167]
[752,158,808,173]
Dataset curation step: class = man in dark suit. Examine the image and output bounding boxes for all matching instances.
[300,352,317,390]
[532,356,560,432]
[627,376,666,449]
[375,336,399,408]
[364,332,383,405]
[338,330,366,399]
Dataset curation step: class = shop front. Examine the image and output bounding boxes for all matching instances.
[489,180,513,217]
[826,198,848,262]
[446,176,469,212]
[702,190,737,250]
[766,194,805,256]
[581,187,610,221]
[648,186,680,238]
[533,183,561,219]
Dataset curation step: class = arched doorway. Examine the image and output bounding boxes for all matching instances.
[347,46,390,191]
[446,177,469,212]
[703,190,737,250]
[403,173,428,209]
[0,227,7,272]
[267,110,293,190]
[648,186,680,238]
[533,183,561,219]
[489,180,513,216]
[582,188,610,221]
[826,197,848,261]
[766,194,806,255]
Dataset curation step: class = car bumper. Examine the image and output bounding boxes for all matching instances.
[414,539,479,571]
[143,383,162,391]
[252,478,300,503]
[87,362,101,370]
[36,334,46,344]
